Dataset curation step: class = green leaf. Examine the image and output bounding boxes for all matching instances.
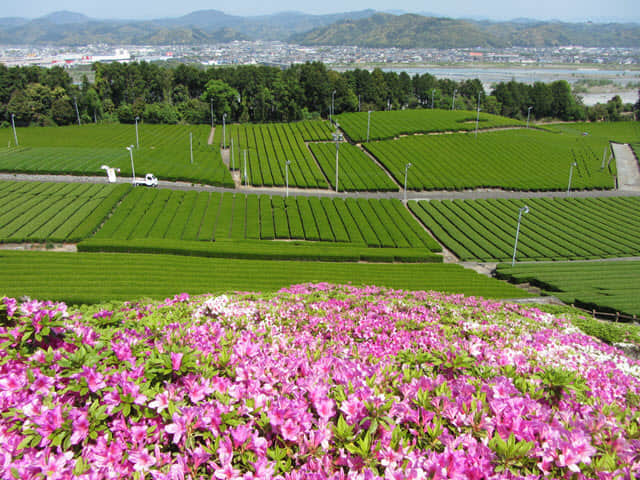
[17,436,34,450]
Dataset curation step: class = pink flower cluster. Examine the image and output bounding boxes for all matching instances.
[0,285,639,479]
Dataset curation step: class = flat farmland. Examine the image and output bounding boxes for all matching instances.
[336,109,524,142]
[365,129,615,191]
[0,124,233,186]
[409,196,640,262]
[221,121,332,188]
[496,261,640,317]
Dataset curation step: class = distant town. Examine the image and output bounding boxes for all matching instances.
[1,42,639,70]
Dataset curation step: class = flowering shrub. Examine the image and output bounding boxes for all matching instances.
[1,284,639,479]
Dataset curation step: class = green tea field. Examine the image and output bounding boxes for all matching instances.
[335,109,525,142]
[0,181,130,243]
[496,261,640,317]
[0,251,530,304]
[409,196,640,262]
[365,129,616,191]
[0,124,233,186]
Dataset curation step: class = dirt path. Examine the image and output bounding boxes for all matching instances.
[612,143,640,192]
[208,126,215,145]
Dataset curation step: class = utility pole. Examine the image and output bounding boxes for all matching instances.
[10,114,18,147]
[243,149,248,185]
[475,92,481,138]
[512,205,529,266]
[333,127,343,193]
[404,163,412,203]
[135,116,140,148]
[74,96,81,126]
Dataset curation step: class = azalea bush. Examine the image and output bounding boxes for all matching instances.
[1,283,639,479]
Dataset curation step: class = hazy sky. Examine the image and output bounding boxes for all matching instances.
[5,0,638,23]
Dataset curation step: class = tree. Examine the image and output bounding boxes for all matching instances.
[116,103,135,124]
[51,97,75,125]
[200,79,240,121]
[177,99,209,124]
[144,103,178,124]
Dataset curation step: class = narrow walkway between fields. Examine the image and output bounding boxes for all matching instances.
[208,126,215,145]
[612,143,640,192]
[3,172,640,201]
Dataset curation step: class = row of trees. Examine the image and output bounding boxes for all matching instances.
[1,61,638,128]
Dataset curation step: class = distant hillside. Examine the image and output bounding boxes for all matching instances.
[0,9,376,45]
[290,13,640,48]
[0,10,638,47]
[289,13,500,48]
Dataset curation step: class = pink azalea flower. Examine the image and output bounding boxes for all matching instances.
[280,418,301,442]
[81,366,106,393]
[165,413,187,444]
[171,352,184,371]
[315,397,336,421]
[69,410,89,445]
[214,463,241,480]
[149,391,170,412]
[129,447,156,472]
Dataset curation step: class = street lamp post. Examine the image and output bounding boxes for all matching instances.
[367,110,372,143]
[431,89,435,109]
[10,114,18,147]
[222,113,227,149]
[567,162,577,194]
[404,163,412,203]
[285,160,291,198]
[243,149,248,185]
[231,138,235,171]
[74,96,81,126]
[331,90,336,124]
[135,116,140,148]
[451,89,457,110]
[333,128,343,193]
[475,92,481,138]
[126,145,136,186]
[189,132,193,164]
[511,205,529,266]
[526,106,533,128]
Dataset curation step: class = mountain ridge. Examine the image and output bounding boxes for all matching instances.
[0,9,637,47]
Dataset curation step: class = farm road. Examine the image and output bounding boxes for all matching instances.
[2,172,640,201]
[612,143,640,192]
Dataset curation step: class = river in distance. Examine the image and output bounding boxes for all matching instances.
[377,66,640,105]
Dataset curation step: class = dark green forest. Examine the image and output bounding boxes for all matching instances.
[1,61,638,128]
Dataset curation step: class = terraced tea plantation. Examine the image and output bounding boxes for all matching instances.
[409,196,640,262]
[336,109,524,142]
[366,129,615,191]
[0,250,529,304]
[219,121,332,188]
[549,121,640,144]
[0,124,233,186]
[0,181,130,243]
[85,189,441,261]
[308,142,398,191]
[496,261,640,317]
